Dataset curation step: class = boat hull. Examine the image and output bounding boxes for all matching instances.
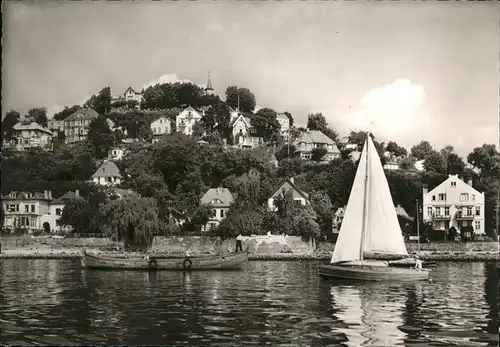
[81,251,249,270]
[318,263,430,281]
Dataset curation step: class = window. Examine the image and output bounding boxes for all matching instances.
[432,195,436,201]
[220,210,225,218]
[25,205,29,213]
[281,188,286,196]
[451,181,456,187]
[444,207,450,216]
[475,206,480,216]
[294,199,302,206]
[475,220,481,230]
[56,208,62,216]
[427,206,433,217]
[460,193,469,202]
[107,177,113,182]
[466,207,472,216]
[435,207,441,216]
[31,205,35,213]
[212,209,217,218]
[438,193,446,201]
[30,219,36,227]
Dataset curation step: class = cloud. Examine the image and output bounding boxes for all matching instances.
[322,79,433,147]
[141,73,195,90]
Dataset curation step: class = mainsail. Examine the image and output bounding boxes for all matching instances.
[331,135,408,264]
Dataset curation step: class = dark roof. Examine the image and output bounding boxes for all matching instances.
[13,122,53,135]
[91,160,122,178]
[64,108,99,122]
[51,191,78,204]
[2,191,49,201]
[271,178,310,200]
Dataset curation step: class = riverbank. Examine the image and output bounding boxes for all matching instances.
[0,247,498,261]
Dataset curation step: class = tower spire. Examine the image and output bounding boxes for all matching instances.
[206,71,213,92]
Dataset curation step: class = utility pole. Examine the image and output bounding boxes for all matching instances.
[416,198,420,252]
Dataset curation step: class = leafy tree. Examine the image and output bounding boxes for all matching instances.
[53,105,83,121]
[290,205,320,240]
[191,204,215,232]
[467,144,500,176]
[411,141,434,160]
[424,150,447,173]
[275,144,296,161]
[215,204,265,237]
[283,111,294,127]
[386,141,408,157]
[309,191,333,235]
[27,108,48,127]
[84,87,112,115]
[322,127,339,143]
[307,113,328,131]
[225,86,256,113]
[251,108,281,142]
[445,153,465,175]
[399,157,414,171]
[60,198,92,233]
[203,131,225,146]
[87,115,116,158]
[100,194,160,249]
[192,121,205,138]
[311,147,328,162]
[2,110,20,141]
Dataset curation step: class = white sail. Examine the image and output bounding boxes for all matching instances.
[330,135,407,264]
[363,136,408,255]
[330,141,368,263]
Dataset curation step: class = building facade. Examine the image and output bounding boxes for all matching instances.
[200,187,234,232]
[150,116,172,139]
[422,174,485,236]
[111,86,144,108]
[176,106,203,136]
[267,177,310,211]
[294,130,341,162]
[230,113,263,149]
[63,108,98,144]
[91,160,122,186]
[4,122,53,151]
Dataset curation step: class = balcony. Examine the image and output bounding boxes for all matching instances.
[456,211,474,220]
[432,213,451,220]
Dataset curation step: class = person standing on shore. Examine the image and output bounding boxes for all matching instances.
[235,234,243,252]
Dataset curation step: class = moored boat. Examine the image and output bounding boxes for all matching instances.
[318,134,431,282]
[81,249,249,270]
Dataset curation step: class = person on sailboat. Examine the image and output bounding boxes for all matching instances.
[235,234,243,252]
[413,254,423,271]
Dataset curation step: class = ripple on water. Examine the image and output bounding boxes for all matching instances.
[0,260,498,346]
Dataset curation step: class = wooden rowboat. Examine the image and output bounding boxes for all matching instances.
[81,250,249,270]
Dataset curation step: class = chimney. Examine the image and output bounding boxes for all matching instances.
[290,177,294,184]
[44,190,48,199]
[423,187,428,195]
[75,189,80,198]
[48,190,53,200]
[467,179,473,187]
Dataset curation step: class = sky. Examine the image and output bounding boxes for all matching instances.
[3,1,499,157]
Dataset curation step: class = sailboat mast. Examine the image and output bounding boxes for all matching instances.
[359,135,371,261]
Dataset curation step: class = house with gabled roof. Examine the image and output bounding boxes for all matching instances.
[294,130,340,162]
[150,115,172,142]
[200,187,234,232]
[91,160,122,186]
[63,108,98,144]
[176,106,203,136]
[267,177,310,211]
[111,86,144,108]
[277,113,290,135]
[230,113,263,149]
[422,174,485,237]
[4,122,54,152]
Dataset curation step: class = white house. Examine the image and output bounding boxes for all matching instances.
[4,122,54,151]
[294,130,341,162]
[383,161,400,171]
[230,113,263,149]
[200,187,234,232]
[267,177,310,211]
[176,106,203,136]
[111,86,144,108]
[91,160,122,186]
[422,174,485,237]
[414,159,426,172]
[277,113,290,135]
[2,190,76,233]
[108,147,127,161]
[150,116,172,140]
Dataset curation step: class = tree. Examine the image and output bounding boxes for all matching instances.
[27,108,48,127]
[309,191,334,236]
[87,115,116,158]
[445,153,465,175]
[84,87,112,115]
[251,108,281,142]
[386,141,408,157]
[307,113,328,131]
[311,147,328,162]
[100,194,160,249]
[225,86,256,113]
[411,141,434,160]
[192,121,205,139]
[283,111,294,127]
[60,198,92,234]
[424,150,446,174]
[53,105,83,121]
[191,204,215,232]
[2,110,20,141]
[467,144,500,176]
[203,131,225,146]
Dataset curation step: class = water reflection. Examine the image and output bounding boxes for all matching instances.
[0,260,498,346]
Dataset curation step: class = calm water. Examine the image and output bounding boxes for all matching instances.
[0,260,498,346]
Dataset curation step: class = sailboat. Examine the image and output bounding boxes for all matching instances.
[318,135,430,281]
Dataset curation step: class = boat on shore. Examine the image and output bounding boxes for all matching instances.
[318,134,431,282]
[81,249,249,270]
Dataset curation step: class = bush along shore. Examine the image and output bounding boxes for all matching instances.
[1,248,498,261]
